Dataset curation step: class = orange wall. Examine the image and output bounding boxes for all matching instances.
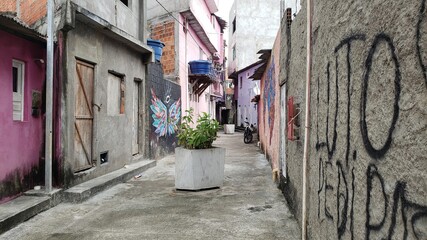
[0,0,16,12]
[150,20,176,76]
[0,0,46,25]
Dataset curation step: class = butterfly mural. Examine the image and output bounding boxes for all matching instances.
[150,88,181,137]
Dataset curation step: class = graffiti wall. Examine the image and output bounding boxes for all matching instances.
[147,63,181,159]
[258,32,281,170]
[281,0,427,239]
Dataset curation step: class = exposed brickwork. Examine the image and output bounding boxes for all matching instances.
[20,0,46,25]
[150,20,175,76]
[0,0,16,13]
[0,0,46,25]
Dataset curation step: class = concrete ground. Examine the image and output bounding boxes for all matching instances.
[0,133,300,240]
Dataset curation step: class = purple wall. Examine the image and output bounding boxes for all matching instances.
[236,64,262,127]
[0,29,46,202]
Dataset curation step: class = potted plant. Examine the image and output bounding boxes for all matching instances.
[175,108,225,190]
[224,109,235,134]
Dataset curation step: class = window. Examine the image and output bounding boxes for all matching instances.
[240,76,242,89]
[211,15,216,29]
[107,72,125,115]
[232,45,236,60]
[12,60,24,121]
[120,0,129,7]
[232,17,236,33]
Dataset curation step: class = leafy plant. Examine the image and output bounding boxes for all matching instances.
[178,108,219,149]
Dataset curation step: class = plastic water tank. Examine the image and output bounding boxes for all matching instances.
[147,39,165,62]
[188,60,211,74]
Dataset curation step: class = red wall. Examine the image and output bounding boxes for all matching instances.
[0,29,46,202]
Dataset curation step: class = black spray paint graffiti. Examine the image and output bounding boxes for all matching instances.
[336,161,349,239]
[417,0,427,87]
[366,164,427,240]
[334,34,366,167]
[360,33,401,160]
[316,31,426,239]
[317,34,367,239]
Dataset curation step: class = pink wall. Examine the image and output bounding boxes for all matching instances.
[258,32,281,170]
[0,29,46,197]
[178,14,213,116]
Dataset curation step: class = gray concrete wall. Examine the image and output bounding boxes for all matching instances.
[57,0,145,41]
[147,0,189,21]
[281,0,427,239]
[62,20,147,186]
[227,0,281,74]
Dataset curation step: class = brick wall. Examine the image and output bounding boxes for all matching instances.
[20,0,46,25]
[0,0,16,12]
[150,20,175,76]
[0,0,46,25]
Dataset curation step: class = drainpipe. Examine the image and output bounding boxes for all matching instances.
[302,0,312,239]
[45,0,54,193]
[184,17,190,112]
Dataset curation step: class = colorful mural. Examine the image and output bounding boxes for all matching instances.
[147,63,181,159]
[150,88,181,137]
[263,57,276,145]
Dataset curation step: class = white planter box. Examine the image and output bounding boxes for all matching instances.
[224,124,235,134]
[175,147,225,190]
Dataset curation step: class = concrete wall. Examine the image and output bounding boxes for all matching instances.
[258,33,281,171]
[281,0,427,239]
[56,0,144,40]
[62,20,147,186]
[236,65,261,127]
[146,63,181,159]
[227,0,281,74]
[0,29,46,202]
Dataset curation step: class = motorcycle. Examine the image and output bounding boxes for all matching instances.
[244,121,253,144]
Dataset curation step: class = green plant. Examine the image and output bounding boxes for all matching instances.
[178,108,219,149]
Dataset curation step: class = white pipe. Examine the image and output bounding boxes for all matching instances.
[302,0,312,238]
[184,17,190,112]
[45,0,54,193]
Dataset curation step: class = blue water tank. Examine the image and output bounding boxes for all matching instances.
[189,60,211,74]
[147,39,165,62]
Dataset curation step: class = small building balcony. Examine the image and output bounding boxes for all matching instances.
[188,60,218,96]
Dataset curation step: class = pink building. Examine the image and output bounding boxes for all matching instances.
[148,0,227,119]
[0,15,46,203]
[255,32,281,173]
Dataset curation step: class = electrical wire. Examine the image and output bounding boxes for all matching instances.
[154,0,215,53]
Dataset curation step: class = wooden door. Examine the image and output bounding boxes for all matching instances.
[74,60,94,172]
[132,81,140,155]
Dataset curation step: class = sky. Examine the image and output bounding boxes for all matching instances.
[216,0,234,58]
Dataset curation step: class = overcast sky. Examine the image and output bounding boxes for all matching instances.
[216,0,234,57]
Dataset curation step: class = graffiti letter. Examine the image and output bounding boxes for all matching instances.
[360,33,401,159]
[366,164,388,240]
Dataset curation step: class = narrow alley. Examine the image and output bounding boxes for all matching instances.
[0,133,300,240]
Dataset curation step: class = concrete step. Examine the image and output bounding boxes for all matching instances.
[0,195,50,234]
[0,160,156,234]
[64,160,156,203]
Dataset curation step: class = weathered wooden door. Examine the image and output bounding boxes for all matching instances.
[132,81,140,155]
[74,60,94,172]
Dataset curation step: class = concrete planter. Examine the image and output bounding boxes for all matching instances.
[224,124,235,134]
[175,147,225,190]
